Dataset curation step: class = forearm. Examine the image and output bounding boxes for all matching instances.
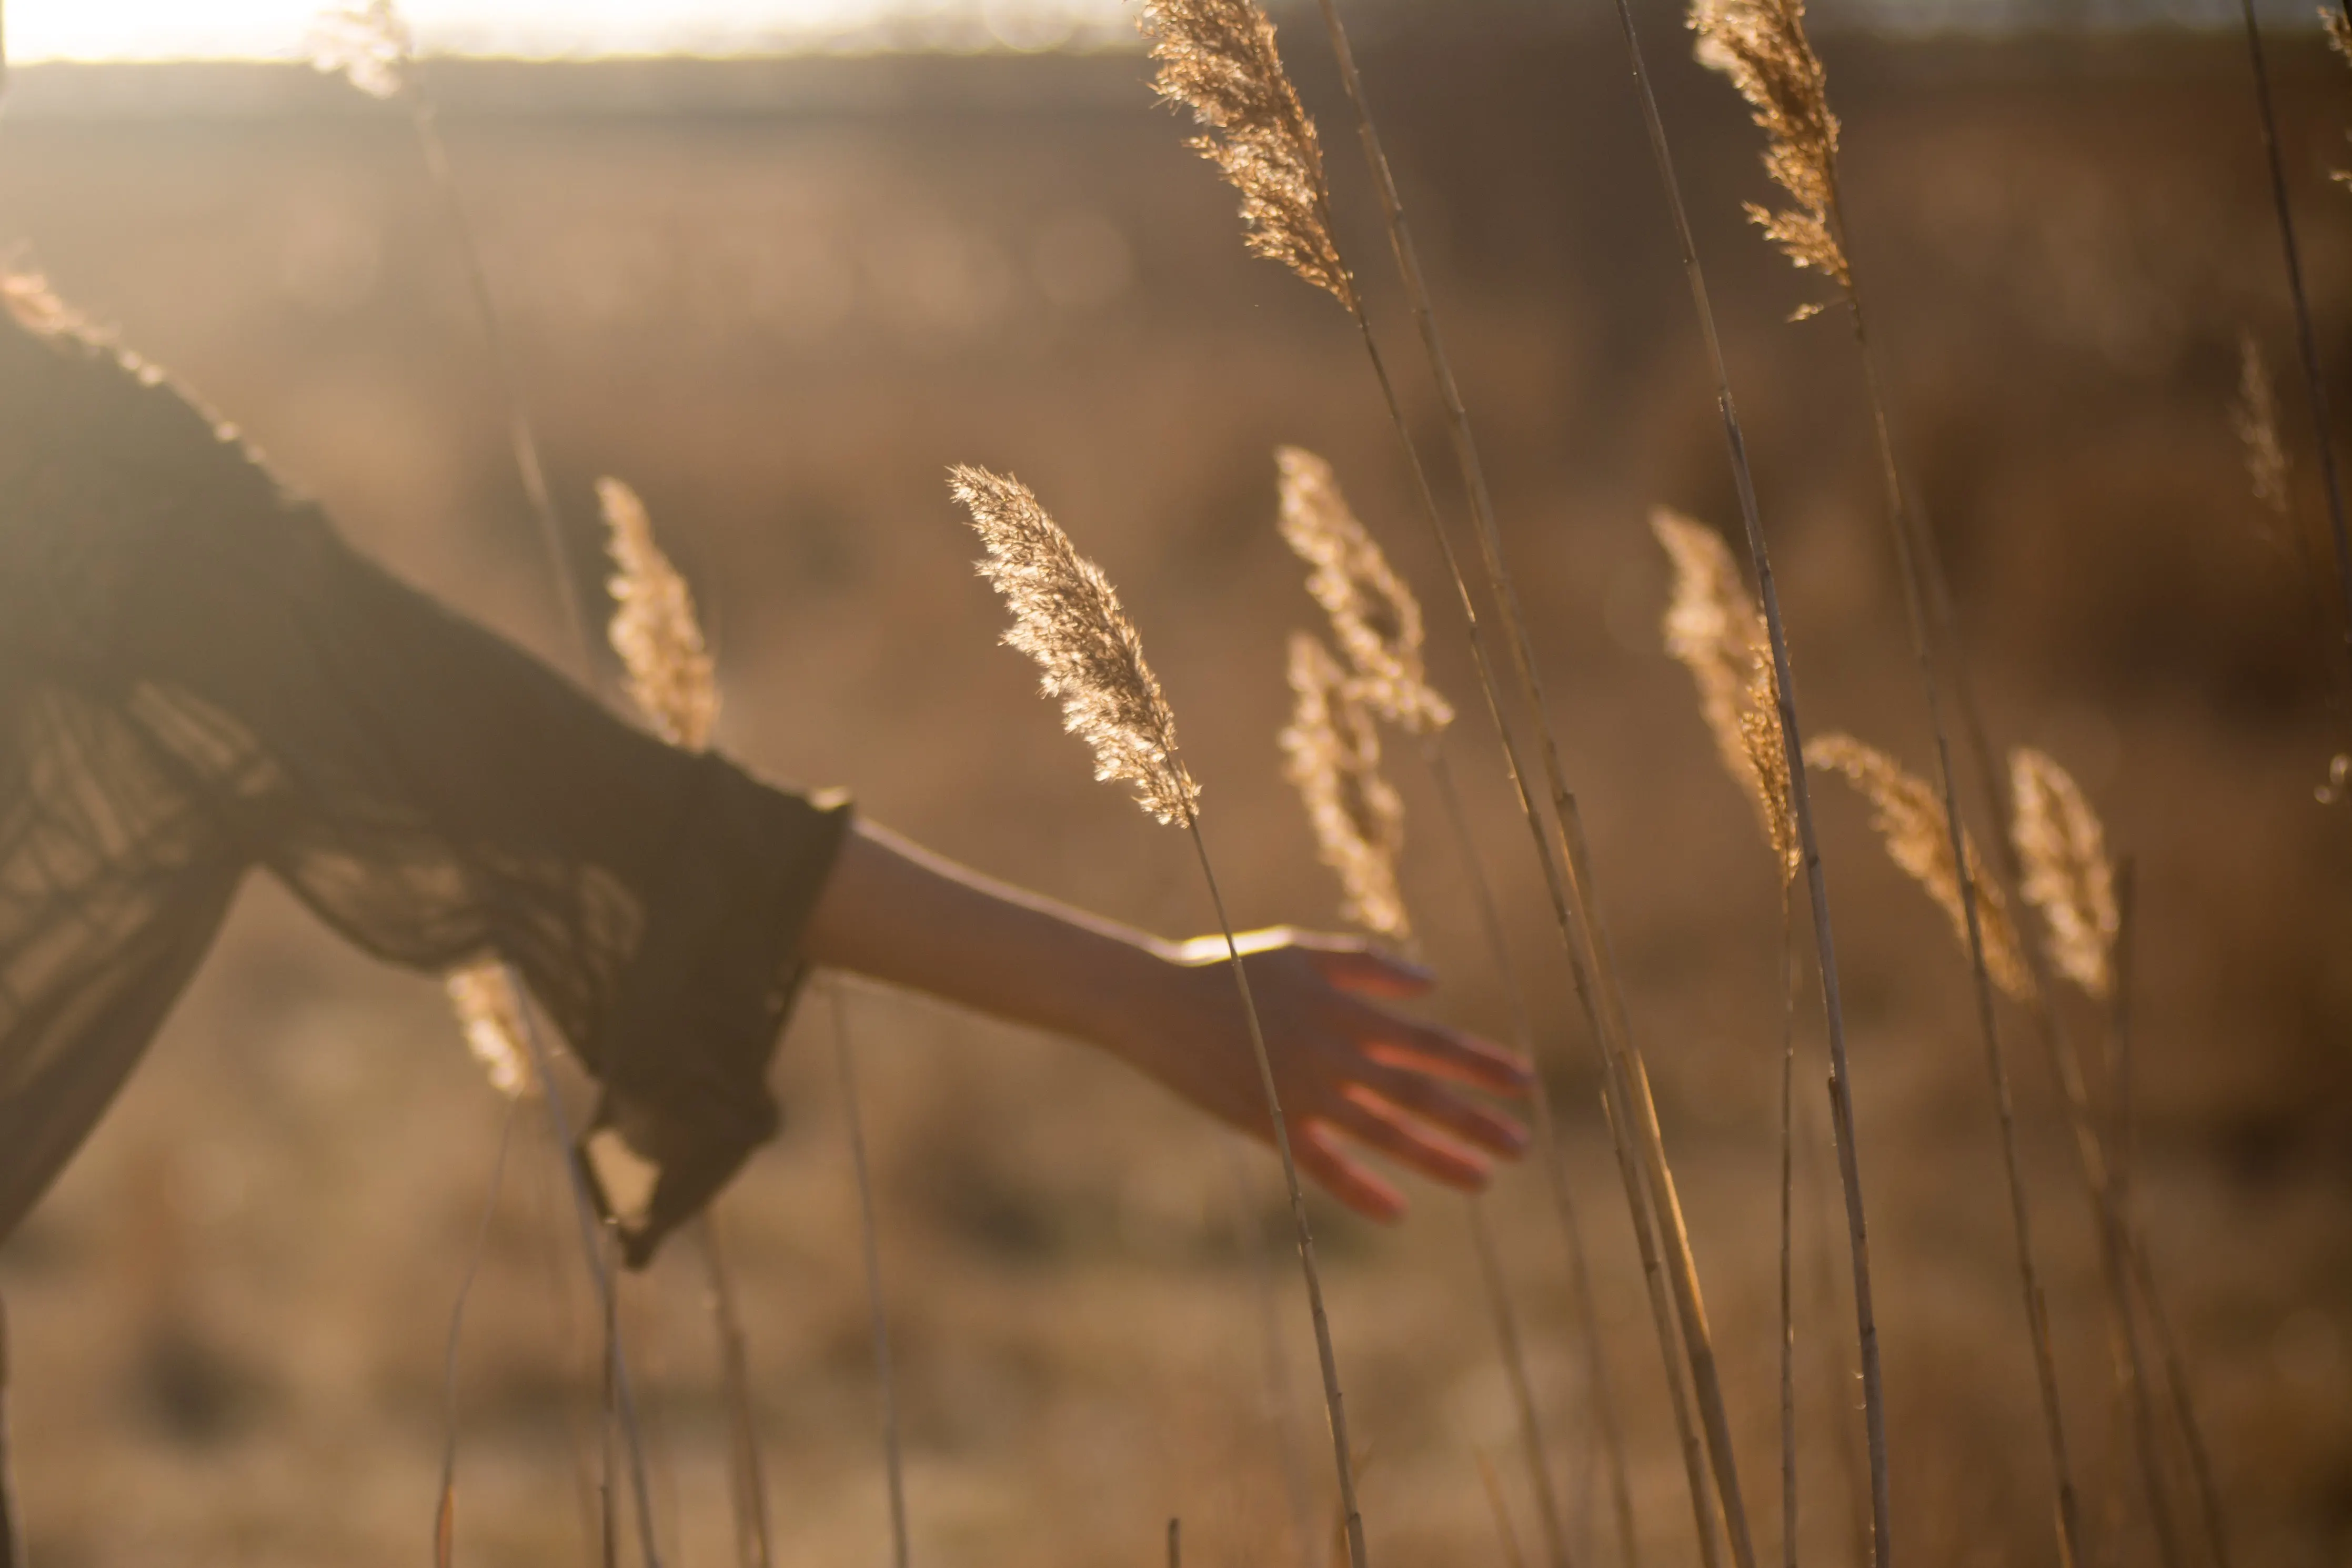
[802,818,1182,1055]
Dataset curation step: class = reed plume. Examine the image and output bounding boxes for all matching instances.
[600,478,718,753]
[2331,4,2352,62]
[2008,750,2118,1003]
[1281,634,1411,944]
[2233,334,2293,522]
[446,962,536,1100]
[1276,447,1454,736]
[1139,0,1355,311]
[952,464,1367,1568]
[1688,0,1849,316]
[952,466,1201,827]
[1807,735,2034,1001]
[307,1,410,99]
[1654,509,1797,880]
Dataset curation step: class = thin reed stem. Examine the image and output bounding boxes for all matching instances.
[1480,1450,1534,1568]
[1584,5,1893,1555]
[694,1218,775,1568]
[1,1297,21,1568]
[831,983,911,1568]
[1303,16,1761,1565]
[1169,1517,1182,1568]
[1184,819,1368,1568]
[1777,888,1797,1568]
[1842,287,2084,1568]
[436,1098,522,1567]
[2237,0,2352,698]
[1471,1197,1574,1568]
[1220,1135,1324,1568]
[1424,741,1639,1568]
[510,998,666,1568]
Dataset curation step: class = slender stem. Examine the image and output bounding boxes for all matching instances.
[1471,1197,1575,1568]
[601,1244,622,1568]
[1778,887,1798,1568]
[511,997,667,1568]
[404,90,593,666]
[1184,816,1369,1568]
[437,1098,522,1567]
[1843,293,2083,1568]
[2237,0,2352,697]
[831,984,911,1568]
[1583,1,1894,1552]
[1305,16,1762,1565]
[695,1217,776,1568]
[1219,1135,1325,1568]
[1480,1450,1534,1568]
[1424,741,1639,1568]
[1168,1517,1182,1568]
[0,1291,19,1568]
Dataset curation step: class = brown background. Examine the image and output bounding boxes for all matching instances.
[0,17,2346,1567]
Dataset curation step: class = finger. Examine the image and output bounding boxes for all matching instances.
[1356,1067,1529,1159]
[1331,1092,1494,1192]
[1354,1011,1533,1097]
[1303,940,1434,1000]
[1298,1119,1407,1223]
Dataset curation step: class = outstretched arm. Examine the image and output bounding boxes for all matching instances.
[804,819,1531,1222]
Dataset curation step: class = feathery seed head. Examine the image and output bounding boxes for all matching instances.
[601,477,718,753]
[447,961,536,1100]
[1277,447,1453,735]
[308,1,413,99]
[2232,333,2293,522]
[1689,0,1851,313]
[2328,5,2352,64]
[1139,0,1357,313]
[2008,749,2118,1001]
[1282,632,1411,943]
[952,466,1201,827]
[1654,509,1796,880]
[1807,733,2035,1000]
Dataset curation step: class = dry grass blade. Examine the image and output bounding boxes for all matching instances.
[446,961,537,1100]
[1281,634,1410,944]
[2008,749,2119,1001]
[306,0,410,99]
[1139,0,1355,310]
[1806,735,2035,1000]
[600,477,718,753]
[2233,333,2293,522]
[1277,447,1453,735]
[1687,0,1848,314]
[1653,509,1797,879]
[951,465,1201,826]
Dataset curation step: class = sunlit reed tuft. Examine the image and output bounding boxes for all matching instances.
[2232,333,2293,521]
[600,477,718,753]
[1277,447,1454,736]
[445,961,535,1100]
[1654,509,1797,880]
[1281,633,1411,944]
[2008,749,2119,1002]
[1688,0,1849,315]
[1139,0,1356,311]
[307,1,411,100]
[1807,734,2034,1000]
[951,466,1201,827]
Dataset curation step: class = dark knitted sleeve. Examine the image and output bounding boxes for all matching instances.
[0,280,849,1265]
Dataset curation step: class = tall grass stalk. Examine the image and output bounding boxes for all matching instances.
[1689,3,2092,1557]
[695,1221,775,1568]
[2235,0,2352,697]
[1479,1450,1534,1568]
[1141,6,1728,1546]
[1,1293,21,1568]
[435,1100,522,1566]
[1470,1199,1573,1568]
[1423,740,1640,1568]
[1142,6,1758,1554]
[1286,13,1768,1562]
[1593,0,1899,1542]
[1776,888,1797,1568]
[952,465,1370,1568]
[829,984,911,1568]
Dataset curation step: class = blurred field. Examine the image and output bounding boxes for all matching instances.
[0,17,2348,1568]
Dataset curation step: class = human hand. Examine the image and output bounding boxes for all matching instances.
[1124,927,1533,1222]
